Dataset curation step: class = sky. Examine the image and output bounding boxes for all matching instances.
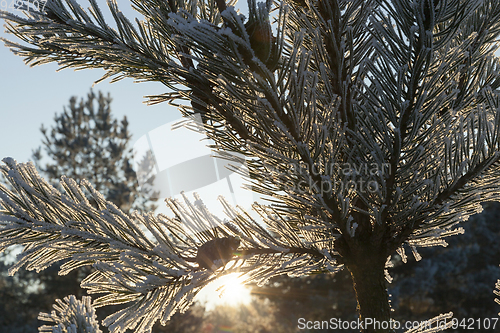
[0,1,179,164]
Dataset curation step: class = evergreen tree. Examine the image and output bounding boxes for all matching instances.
[389,202,500,324]
[32,90,158,214]
[251,270,359,332]
[0,90,159,332]
[2,1,500,332]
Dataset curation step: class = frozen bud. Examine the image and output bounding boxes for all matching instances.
[196,237,240,270]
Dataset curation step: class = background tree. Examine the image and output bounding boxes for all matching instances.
[2,1,500,333]
[0,91,159,332]
[250,268,359,331]
[389,201,500,325]
[250,201,500,333]
[32,90,158,214]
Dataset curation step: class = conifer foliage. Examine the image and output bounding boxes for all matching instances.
[32,90,158,214]
[2,0,500,332]
[38,295,102,333]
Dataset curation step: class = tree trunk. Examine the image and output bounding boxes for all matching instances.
[345,247,393,333]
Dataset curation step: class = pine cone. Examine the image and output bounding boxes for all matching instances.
[245,20,272,64]
[196,237,240,270]
[243,0,279,71]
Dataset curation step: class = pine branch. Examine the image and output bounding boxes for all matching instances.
[0,158,335,332]
[38,295,102,333]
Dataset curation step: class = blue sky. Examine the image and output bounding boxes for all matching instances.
[0,2,180,164]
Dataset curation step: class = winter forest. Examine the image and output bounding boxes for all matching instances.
[1,0,500,332]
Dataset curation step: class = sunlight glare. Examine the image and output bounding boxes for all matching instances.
[195,273,252,310]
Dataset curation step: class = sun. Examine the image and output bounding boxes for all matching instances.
[195,273,252,309]
[217,274,252,306]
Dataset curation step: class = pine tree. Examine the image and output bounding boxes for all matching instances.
[2,0,500,332]
[0,90,159,332]
[32,90,158,214]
